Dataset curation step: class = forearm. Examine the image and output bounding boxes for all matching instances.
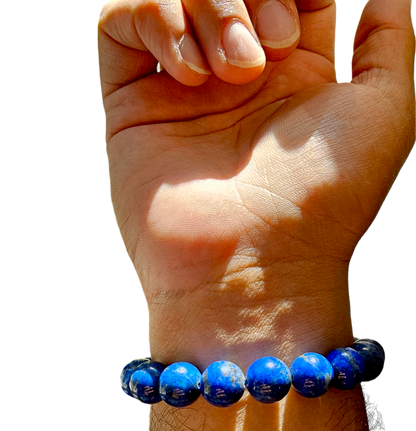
[147,260,369,431]
[150,388,367,431]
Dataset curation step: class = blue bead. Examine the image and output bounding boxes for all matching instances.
[159,362,201,407]
[351,339,385,382]
[245,357,291,403]
[129,361,166,404]
[120,358,151,397]
[201,361,245,407]
[326,348,365,390]
[290,353,334,398]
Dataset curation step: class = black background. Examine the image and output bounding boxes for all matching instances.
[97,0,416,431]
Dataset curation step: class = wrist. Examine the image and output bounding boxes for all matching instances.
[148,258,354,370]
[146,259,369,430]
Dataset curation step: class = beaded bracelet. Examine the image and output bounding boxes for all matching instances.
[120,338,384,407]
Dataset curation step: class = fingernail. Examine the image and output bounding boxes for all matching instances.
[256,1,300,49]
[179,34,211,75]
[223,21,265,68]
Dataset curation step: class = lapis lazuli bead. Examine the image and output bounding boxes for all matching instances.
[326,348,365,390]
[159,362,201,407]
[129,361,166,404]
[120,358,151,397]
[351,339,385,382]
[201,361,245,407]
[245,357,291,403]
[290,353,334,398]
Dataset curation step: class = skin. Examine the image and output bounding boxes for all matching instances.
[98,0,415,429]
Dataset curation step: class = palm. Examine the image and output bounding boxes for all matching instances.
[100,3,412,299]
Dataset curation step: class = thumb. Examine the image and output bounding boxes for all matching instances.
[352,0,415,88]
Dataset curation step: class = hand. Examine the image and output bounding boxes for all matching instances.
[98,0,415,429]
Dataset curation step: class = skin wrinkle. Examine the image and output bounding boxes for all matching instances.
[231,190,275,229]
[105,47,337,141]
[355,25,411,53]
[295,0,332,13]
[306,205,362,239]
[284,49,335,82]
[207,261,340,304]
[353,85,399,139]
[234,179,302,217]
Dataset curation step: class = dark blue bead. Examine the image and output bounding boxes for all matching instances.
[290,353,334,398]
[129,361,166,404]
[120,358,151,397]
[326,348,365,390]
[351,339,385,382]
[159,362,201,407]
[245,357,291,403]
[201,361,245,407]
